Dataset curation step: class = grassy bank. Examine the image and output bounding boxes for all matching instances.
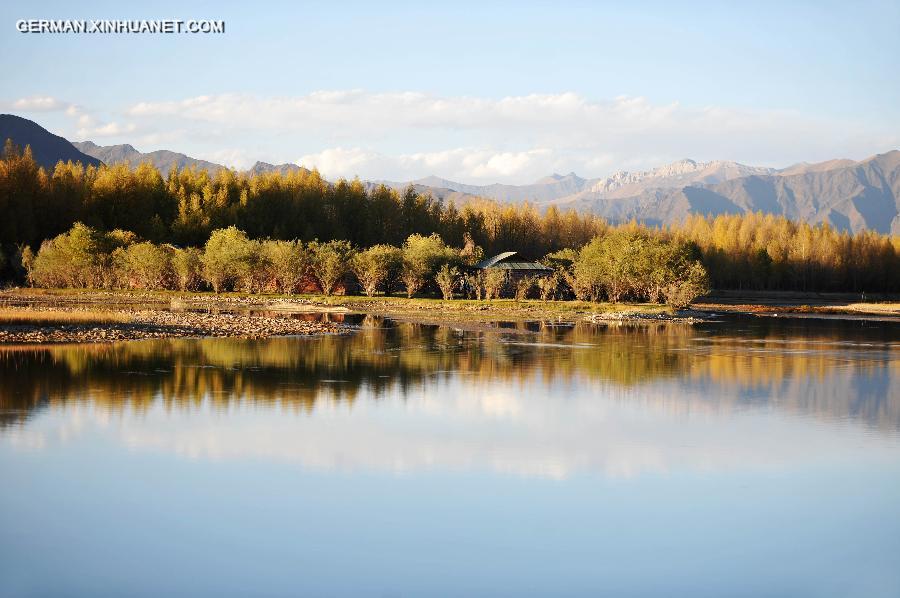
[293,294,671,319]
[0,287,672,321]
[4,288,898,328]
[0,307,132,326]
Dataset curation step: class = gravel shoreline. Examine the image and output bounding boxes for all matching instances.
[0,307,349,344]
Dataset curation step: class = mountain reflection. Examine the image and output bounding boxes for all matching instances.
[1,316,898,432]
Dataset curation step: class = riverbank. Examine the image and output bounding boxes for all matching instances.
[694,290,900,318]
[0,304,347,344]
[0,287,677,321]
[1,288,898,344]
[0,288,695,342]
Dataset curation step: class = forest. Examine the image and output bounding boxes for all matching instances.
[1,141,899,298]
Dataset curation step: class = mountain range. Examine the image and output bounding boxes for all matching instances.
[71,140,307,177]
[2,113,898,234]
[379,155,900,234]
[0,115,305,177]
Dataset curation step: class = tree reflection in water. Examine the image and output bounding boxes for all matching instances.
[1,315,898,432]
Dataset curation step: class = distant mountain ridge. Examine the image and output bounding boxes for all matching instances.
[0,115,310,177]
[409,172,590,203]
[2,113,898,234]
[584,159,775,197]
[553,151,900,234]
[73,141,309,177]
[0,114,102,169]
[386,154,900,234]
[72,140,225,173]
[245,161,309,177]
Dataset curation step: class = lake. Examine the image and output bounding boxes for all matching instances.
[1,315,899,597]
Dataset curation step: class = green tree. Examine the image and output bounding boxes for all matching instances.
[308,239,355,295]
[17,245,35,287]
[351,244,401,297]
[401,233,456,297]
[171,247,203,291]
[201,226,256,293]
[32,222,103,288]
[114,241,171,290]
[262,240,309,294]
[663,261,710,309]
[574,231,651,302]
[463,272,484,300]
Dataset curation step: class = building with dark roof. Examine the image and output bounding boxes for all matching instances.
[475,252,553,276]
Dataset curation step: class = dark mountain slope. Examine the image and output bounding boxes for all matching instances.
[0,114,103,169]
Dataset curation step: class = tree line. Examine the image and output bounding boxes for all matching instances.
[1,140,898,294]
[17,222,708,307]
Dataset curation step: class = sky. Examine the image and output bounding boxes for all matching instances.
[1,0,899,184]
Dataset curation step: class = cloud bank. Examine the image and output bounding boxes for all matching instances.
[6,91,898,183]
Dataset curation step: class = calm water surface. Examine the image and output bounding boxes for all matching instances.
[1,315,899,597]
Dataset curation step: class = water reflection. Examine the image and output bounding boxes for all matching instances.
[1,316,898,480]
[2,316,898,430]
[2,316,900,597]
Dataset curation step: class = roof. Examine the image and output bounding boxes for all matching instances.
[475,251,552,271]
[476,251,518,269]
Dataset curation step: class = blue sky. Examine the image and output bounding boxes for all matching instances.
[2,0,898,182]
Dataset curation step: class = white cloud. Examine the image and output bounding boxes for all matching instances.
[28,369,892,481]
[75,121,137,138]
[125,91,686,135]
[6,91,898,183]
[12,96,67,111]
[297,147,380,177]
[118,90,899,183]
[5,95,86,118]
[4,95,146,143]
[296,146,559,181]
[205,148,255,170]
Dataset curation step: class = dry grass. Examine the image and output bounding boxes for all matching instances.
[0,308,132,326]
[840,303,900,314]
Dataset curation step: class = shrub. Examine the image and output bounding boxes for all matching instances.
[543,249,578,299]
[114,241,171,290]
[351,244,401,297]
[664,261,710,309]
[262,240,309,294]
[401,234,456,298]
[537,272,559,301]
[172,247,203,291]
[32,222,103,288]
[483,269,506,300]
[515,276,536,301]
[434,264,459,300]
[202,226,256,293]
[308,239,355,295]
[16,245,35,287]
[463,272,484,300]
